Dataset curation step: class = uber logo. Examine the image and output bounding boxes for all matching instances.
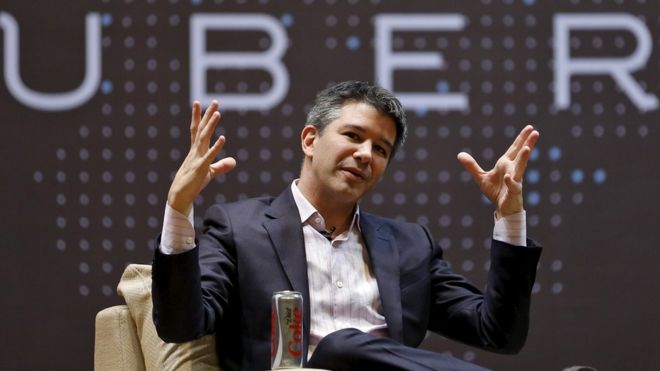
[0,11,657,112]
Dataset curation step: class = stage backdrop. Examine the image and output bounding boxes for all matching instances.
[1,0,659,369]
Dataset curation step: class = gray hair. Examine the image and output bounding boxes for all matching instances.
[305,80,408,157]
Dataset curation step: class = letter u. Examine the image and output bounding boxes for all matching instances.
[0,12,101,111]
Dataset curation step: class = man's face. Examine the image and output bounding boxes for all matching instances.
[301,101,397,205]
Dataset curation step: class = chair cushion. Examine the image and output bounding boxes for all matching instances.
[117,264,220,371]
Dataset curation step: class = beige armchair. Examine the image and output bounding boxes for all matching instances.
[94,264,325,371]
[94,264,219,371]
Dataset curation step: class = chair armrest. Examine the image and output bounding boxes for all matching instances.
[119,264,220,370]
[95,305,146,371]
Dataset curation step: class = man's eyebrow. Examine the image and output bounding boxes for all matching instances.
[343,124,394,150]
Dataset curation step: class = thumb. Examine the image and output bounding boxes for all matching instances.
[457,152,484,177]
[209,157,237,177]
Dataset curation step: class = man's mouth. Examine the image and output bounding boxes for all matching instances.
[341,167,368,181]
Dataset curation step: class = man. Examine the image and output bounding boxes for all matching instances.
[152,81,542,370]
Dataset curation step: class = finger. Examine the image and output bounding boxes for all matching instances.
[209,157,237,177]
[190,101,201,144]
[504,173,522,195]
[199,111,222,147]
[205,135,227,161]
[504,125,533,159]
[511,129,539,181]
[522,129,540,153]
[457,152,485,178]
[512,146,531,182]
[198,100,219,139]
[504,125,534,160]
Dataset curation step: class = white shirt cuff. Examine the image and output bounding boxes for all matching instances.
[160,203,196,255]
[493,210,527,246]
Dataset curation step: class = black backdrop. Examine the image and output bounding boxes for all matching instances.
[1,0,659,369]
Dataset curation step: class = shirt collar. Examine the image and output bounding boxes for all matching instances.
[290,180,361,233]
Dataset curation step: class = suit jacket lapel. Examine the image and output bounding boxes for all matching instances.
[361,214,403,343]
[263,187,312,360]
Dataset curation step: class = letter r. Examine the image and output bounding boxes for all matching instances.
[554,13,658,111]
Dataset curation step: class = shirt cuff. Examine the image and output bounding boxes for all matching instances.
[493,210,527,246]
[160,203,196,255]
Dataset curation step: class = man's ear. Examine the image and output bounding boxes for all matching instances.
[301,125,318,158]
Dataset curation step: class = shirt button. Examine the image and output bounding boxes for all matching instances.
[336,281,344,288]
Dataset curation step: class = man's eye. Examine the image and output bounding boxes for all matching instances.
[345,132,359,140]
[375,146,388,157]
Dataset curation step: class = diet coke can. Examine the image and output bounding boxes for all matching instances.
[271,290,304,369]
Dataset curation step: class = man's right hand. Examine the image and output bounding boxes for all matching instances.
[167,100,237,215]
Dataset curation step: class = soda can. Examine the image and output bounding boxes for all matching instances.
[271,290,304,369]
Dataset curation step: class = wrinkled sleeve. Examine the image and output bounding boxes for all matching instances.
[152,204,238,343]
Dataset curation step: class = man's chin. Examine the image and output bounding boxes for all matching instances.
[340,183,373,201]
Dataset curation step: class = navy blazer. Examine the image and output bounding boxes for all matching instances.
[152,187,542,370]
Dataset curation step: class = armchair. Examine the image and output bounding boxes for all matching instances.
[94,264,219,370]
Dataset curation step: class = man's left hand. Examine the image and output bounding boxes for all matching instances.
[457,125,540,217]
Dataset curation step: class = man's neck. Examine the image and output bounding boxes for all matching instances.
[319,206,353,237]
[295,180,355,235]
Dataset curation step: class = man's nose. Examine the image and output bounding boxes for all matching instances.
[353,141,372,163]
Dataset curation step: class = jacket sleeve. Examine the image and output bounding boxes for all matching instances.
[427,229,542,354]
[151,204,238,343]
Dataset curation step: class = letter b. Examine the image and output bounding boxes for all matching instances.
[190,14,289,110]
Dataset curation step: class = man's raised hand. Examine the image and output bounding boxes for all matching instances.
[457,125,539,218]
[167,100,237,215]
